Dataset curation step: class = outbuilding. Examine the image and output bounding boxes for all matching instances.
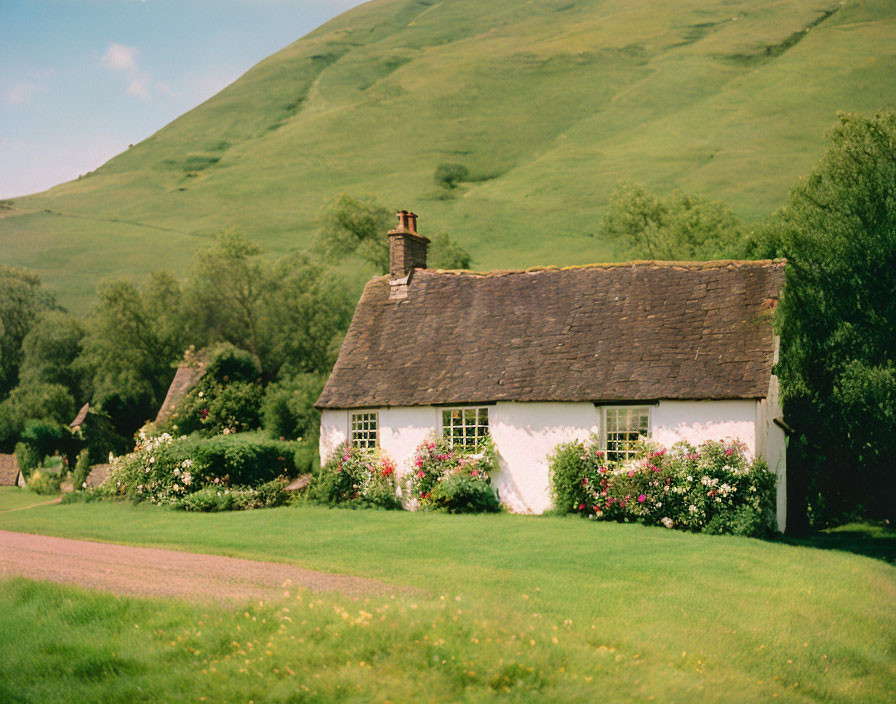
[317,212,787,529]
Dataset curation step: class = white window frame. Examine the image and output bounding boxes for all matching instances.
[440,406,490,449]
[601,405,651,462]
[349,410,379,450]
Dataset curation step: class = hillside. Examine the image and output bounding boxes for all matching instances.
[2,0,895,312]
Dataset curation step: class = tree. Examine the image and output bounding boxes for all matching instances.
[19,310,85,401]
[186,233,268,360]
[774,110,896,525]
[598,183,745,260]
[429,232,473,270]
[76,275,189,440]
[434,163,469,190]
[315,194,392,273]
[0,267,58,399]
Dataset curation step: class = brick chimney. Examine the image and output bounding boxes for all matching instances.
[388,210,429,280]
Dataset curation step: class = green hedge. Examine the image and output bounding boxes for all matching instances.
[106,431,300,508]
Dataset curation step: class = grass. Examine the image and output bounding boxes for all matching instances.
[0,491,894,702]
[2,0,894,312]
[0,487,57,511]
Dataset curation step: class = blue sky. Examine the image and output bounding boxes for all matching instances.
[0,0,366,199]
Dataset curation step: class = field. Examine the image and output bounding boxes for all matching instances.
[2,0,895,312]
[0,488,894,702]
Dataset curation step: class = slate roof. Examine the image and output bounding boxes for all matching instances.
[70,402,90,428]
[0,454,21,486]
[316,260,786,409]
[155,357,206,424]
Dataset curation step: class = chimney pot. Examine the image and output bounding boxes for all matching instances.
[388,209,429,280]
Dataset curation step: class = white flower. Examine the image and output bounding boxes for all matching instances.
[182,472,192,486]
[686,475,693,482]
[181,459,193,469]
[661,517,674,529]
[149,456,155,464]
[655,502,662,508]
[198,391,204,398]
[688,504,698,514]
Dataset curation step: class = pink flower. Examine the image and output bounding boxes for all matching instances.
[726,449,734,456]
[582,478,589,486]
[471,469,480,477]
[637,494,646,503]
[627,470,634,477]
[417,471,425,479]
[599,467,607,474]
[415,458,423,468]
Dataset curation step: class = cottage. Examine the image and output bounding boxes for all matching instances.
[317,212,787,529]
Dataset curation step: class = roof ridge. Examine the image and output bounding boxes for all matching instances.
[417,258,786,278]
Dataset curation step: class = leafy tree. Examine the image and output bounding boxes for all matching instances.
[262,372,327,441]
[19,310,85,401]
[434,163,469,190]
[0,267,58,399]
[76,275,190,439]
[186,233,268,360]
[0,381,76,452]
[773,110,896,526]
[429,232,473,269]
[598,183,745,260]
[315,194,392,273]
[258,254,354,377]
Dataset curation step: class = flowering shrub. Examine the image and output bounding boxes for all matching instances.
[105,429,300,509]
[27,469,62,496]
[405,436,500,513]
[309,443,401,510]
[549,438,775,537]
[160,344,264,437]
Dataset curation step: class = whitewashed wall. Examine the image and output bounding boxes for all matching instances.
[320,399,784,527]
[490,402,601,514]
[652,400,758,455]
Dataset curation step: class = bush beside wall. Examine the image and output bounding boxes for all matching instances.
[549,438,775,537]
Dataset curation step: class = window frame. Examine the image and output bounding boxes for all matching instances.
[349,410,379,450]
[440,406,490,449]
[601,405,651,462]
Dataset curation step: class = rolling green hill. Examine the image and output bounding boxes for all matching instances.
[2,0,895,312]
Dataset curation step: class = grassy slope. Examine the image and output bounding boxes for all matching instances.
[0,496,894,702]
[1,0,894,312]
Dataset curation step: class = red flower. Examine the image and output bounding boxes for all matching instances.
[417,470,425,479]
[578,503,586,511]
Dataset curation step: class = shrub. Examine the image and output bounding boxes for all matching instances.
[72,448,91,490]
[405,436,500,512]
[174,478,290,512]
[548,438,776,537]
[434,163,469,190]
[261,373,325,440]
[27,469,61,496]
[162,344,264,437]
[309,443,400,510]
[14,441,41,476]
[106,430,300,507]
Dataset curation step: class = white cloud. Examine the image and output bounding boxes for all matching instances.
[101,43,139,71]
[127,74,151,100]
[4,82,42,105]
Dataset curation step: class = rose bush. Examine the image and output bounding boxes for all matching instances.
[405,436,500,513]
[309,443,401,510]
[549,437,775,536]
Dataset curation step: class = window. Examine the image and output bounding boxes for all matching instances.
[441,407,489,449]
[604,406,649,461]
[350,411,378,450]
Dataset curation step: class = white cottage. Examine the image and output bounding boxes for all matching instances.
[317,211,788,530]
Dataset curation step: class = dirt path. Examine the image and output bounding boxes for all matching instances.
[0,497,62,513]
[0,530,407,602]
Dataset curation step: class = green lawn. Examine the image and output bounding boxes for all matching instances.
[0,493,893,702]
[0,487,56,512]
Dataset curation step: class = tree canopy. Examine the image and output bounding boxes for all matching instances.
[773,110,896,524]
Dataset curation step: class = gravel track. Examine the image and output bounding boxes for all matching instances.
[0,529,407,602]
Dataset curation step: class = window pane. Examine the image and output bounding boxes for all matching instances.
[605,406,648,461]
